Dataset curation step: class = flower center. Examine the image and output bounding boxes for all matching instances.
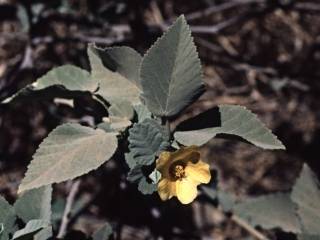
[174,164,185,179]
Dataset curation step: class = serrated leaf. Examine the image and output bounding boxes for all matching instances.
[88,45,141,105]
[51,199,64,228]
[138,177,157,195]
[19,123,118,193]
[35,65,96,92]
[127,166,157,195]
[17,4,30,33]
[291,164,320,235]
[12,219,49,240]
[127,119,169,168]
[298,235,320,240]
[2,65,97,104]
[97,122,113,132]
[140,15,204,117]
[149,169,161,184]
[109,100,134,120]
[33,227,52,240]
[133,104,152,122]
[201,186,237,212]
[97,117,132,133]
[92,223,113,240]
[102,100,135,132]
[14,186,52,223]
[90,46,142,88]
[124,152,136,169]
[234,193,301,233]
[109,117,132,131]
[0,197,16,240]
[175,105,285,150]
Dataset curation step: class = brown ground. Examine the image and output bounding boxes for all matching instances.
[1,0,320,239]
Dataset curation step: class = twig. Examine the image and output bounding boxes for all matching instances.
[19,45,33,70]
[294,2,320,12]
[150,0,166,31]
[190,14,246,34]
[231,215,271,240]
[75,33,127,45]
[57,180,81,239]
[185,0,264,21]
[195,37,223,53]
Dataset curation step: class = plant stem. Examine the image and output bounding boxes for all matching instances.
[231,215,271,240]
[57,180,81,239]
[165,118,172,142]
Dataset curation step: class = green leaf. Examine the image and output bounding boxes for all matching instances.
[33,227,52,240]
[175,105,285,150]
[108,117,132,131]
[18,123,118,193]
[298,235,320,240]
[90,45,142,88]
[14,186,52,223]
[97,118,132,133]
[51,199,64,228]
[109,100,135,120]
[97,122,113,133]
[234,193,301,233]
[12,219,49,240]
[140,15,204,117]
[98,100,135,132]
[201,186,237,212]
[291,164,320,235]
[3,65,97,104]
[133,104,152,122]
[17,4,30,33]
[88,45,141,105]
[35,65,96,92]
[112,118,132,131]
[149,169,161,184]
[127,166,157,195]
[127,119,169,168]
[0,197,16,240]
[92,223,113,240]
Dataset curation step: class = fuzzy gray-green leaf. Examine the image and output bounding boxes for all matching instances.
[90,46,142,88]
[0,197,16,240]
[201,186,237,212]
[2,65,97,104]
[19,124,118,193]
[291,164,320,235]
[134,104,152,122]
[175,105,285,150]
[88,45,141,105]
[127,119,169,168]
[234,193,301,233]
[35,65,96,91]
[298,235,320,240]
[127,167,157,195]
[140,15,204,117]
[34,227,52,240]
[12,219,49,240]
[109,100,135,120]
[14,186,52,223]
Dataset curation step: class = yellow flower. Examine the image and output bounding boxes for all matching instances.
[156,146,211,204]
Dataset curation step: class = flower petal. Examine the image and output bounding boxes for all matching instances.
[158,178,176,201]
[185,160,211,184]
[176,178,198,204]
[172,146,200,165]
[156,152,172,177]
